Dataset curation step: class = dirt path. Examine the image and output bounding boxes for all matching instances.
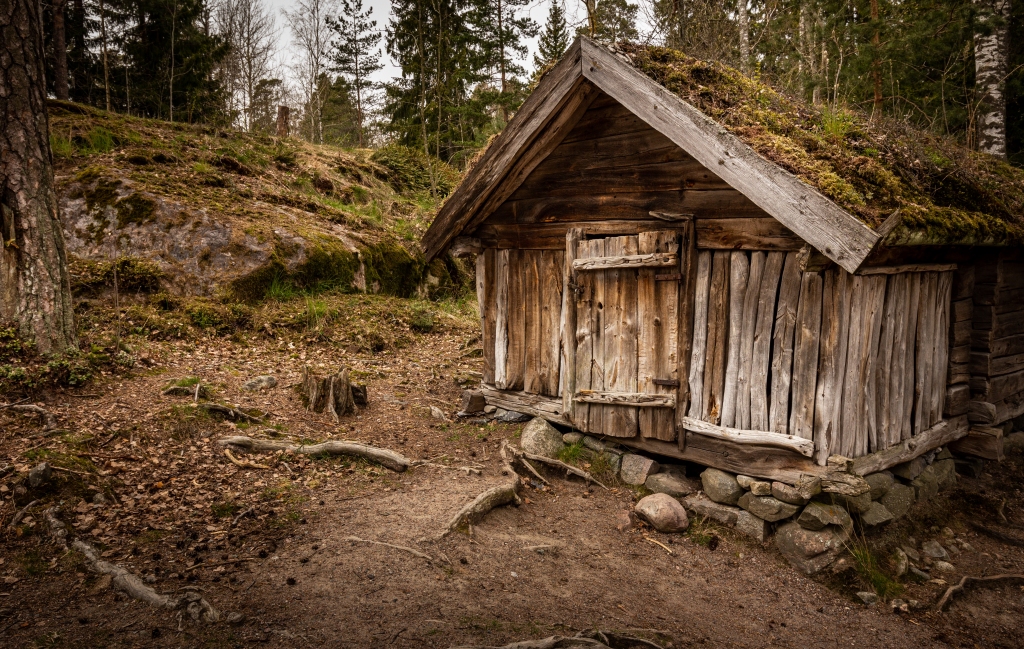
[2,322,1023,647]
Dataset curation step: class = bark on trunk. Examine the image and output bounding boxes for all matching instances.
[0,0,78,353]
[975,0,1009,158]
[737,0,750,74]
[51,0,68,100]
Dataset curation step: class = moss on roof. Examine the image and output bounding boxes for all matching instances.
[616,43,1024,245]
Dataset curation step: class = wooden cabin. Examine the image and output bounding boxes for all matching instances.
[422,38,1024,485]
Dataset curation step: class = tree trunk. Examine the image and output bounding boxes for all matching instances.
[870,0,882,121]
[737,0,750,74]
[51,0,68,100]
[0,0,78,353]
[974,0,1009,158]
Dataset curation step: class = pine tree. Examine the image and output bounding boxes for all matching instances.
[470,0,537,121]
[533,0,569,69]
[327,0,382,147]
[581,0,638,42]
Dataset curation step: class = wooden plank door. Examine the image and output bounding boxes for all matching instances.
[570,231,681,439]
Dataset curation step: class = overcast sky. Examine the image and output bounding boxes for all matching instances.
[263,0,608,85]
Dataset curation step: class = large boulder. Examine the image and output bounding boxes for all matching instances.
[519,417,565,459]
[771,479,819,506]
[645,472,696,498]
[860,501,895,527]
[864,472,894,500]
[738,493,800,522]
[797,501,852,532]
[776,522,849,575]
[701,468,743,505]
[682,493,740,526]
[635,493,689,533]
[910,465,939,502]
[736,511,771,542]
[620,454,660,485]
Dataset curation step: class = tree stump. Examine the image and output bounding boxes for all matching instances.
[301,366,355,420]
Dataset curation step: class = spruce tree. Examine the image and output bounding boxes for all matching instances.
[470,0,537,121]
[327,0,383,147]
[533,0,569,69]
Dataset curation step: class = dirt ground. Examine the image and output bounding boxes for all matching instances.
[3,317,1024,648]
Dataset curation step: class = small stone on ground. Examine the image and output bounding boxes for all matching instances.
[242,375,277,391]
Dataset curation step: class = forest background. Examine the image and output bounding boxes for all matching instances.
[37,0,1024,173]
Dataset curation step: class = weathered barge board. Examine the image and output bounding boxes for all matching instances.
[637,231,680,440]
[850,415,970,476]
[479,386,570,425]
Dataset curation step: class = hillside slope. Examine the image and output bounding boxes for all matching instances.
[48,100,469,301]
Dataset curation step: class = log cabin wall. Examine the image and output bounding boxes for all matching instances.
[968,252,1024,427]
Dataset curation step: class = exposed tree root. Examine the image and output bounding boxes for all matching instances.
[440,481,521,539]
[969,521,1024,547]
[200,403,264,423]
[11,404,57,430]
[44,507,68,548]
[503,442,607,489]
[223,449,269,469]
[218,436,410,472]
[74,540,219,622]
[936,573,1024,611]
[343,536,434,562]
[450,630,663,648]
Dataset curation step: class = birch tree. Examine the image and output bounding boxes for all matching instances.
[975,0,1010,157]
[284,0,337,143]
[216,0,278,130]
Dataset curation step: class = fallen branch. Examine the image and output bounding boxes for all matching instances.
[7,499,39,531]
[644,536,674,555]
[969,521,1024,547]
[343,535,434,562]
[501,442,550,486]
[11,404,57,430]
[936,573,1024,611]
[44,507,68,548]
[450,630,663,649]
[183,557,257,573]
[504,442,607,489]
[231,506,255,527]
[200,404,263,423]
[440,482,521,538]
[218,436,410,473]
[223,449,269,470]
[74,539,219,622]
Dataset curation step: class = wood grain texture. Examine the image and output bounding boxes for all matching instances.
[861,276,887,455]
[505,249,527,392]
[902,273,922,440]
[494,249,511,389]
[789,272,823,442]
[682,416,815,457]
[523,250,543,394]
[750,252,784,431]
[931,272,953,425]
[687,251,712,421]
[479,385,570,425]
[769,252,802,435]
[599,236,640,437]
[579,38,880,273]
[858,263,957,275]
[885,274,909,447]
[638,231,679,440]
[696,218,803,250]
[574,238,602,432]
[703,251,731,424]
[735,252,766,430]
[481,249,496,385]
[676,219,698,449]
[813,269,846,465]
[541,250,564,396]
[561,229,584,419]
[850,416,970,476]
[573,252,677,270]
[721,251,750,428]
[914,273,937,436]
[840,274,865,457]
[577,390,675,407]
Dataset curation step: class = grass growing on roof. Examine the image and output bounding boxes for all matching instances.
[618,43,1024,244]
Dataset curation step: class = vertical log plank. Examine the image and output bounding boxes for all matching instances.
[789,271,823,441]
[813,269,843,465]
[721,251,750,427]
[540,250,564,396]
[494,249,510,390]
[931,271,953,425]
[481,249,496,385]
[862,276,887,455]
[562,229,584,420]
[676,219,697,449]
[703,252,731,424]
[574,239,598,432]
[603,236,639,437]
[638,231,679,440]
[505,249,527,391]
[885,274,909,447]
[769,252,802,434]
[687,251,712,421]
[736,252,766,429]
[750,252,784,430]
[840,274,866,457]
[914,273,937,435]
[902,273,922,440]
[523,251,543,394]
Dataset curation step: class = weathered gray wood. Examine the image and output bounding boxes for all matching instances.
[703,252,731,423]
[480,385,570,425]
[952,264,975,300]
[944,384,970,417]
[638,231,679,440]
[769,252,802,434]
[696,218,803,250]
[789,272,823,442]
[494,249,511,389]
[969,395,1024,426]
[850,415,970,476]
[578,38,880,273]
[681,416,814,457]
[576,390,675,407]
[858,263,958,275]
[970,367,1024,403]
[931,272,953,425]
[813,269,842,465]
[574,239,602,432]
[901,273,922,440]
[523,250,543,395]
[505,249,527,392]
[750,252,784,431]
[735,252,766,430]
[721,251,750,428]
[481,249,496,385]
[840,275,866,457]
[861,276,887,455]
[573,252,677,271]
[885,274,910,447]
[452,236,483,257]
[541,251,564,396]
[602,236,639,437]
[914,273,938,435]
[948,426,1004,461]
[422,42,590,259]
[676,219,698,449]
[561,229,584,419]
[874,274,897,449]
[970,350,1024,378]
[687,251,712,421]
[952,297,973,323]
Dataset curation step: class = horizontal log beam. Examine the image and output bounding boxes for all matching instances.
[849,415,970,476]
[857,263,958,275]
[968,396,1024,426]
[574,390,676,407]
[479,385,570,425]
[573,253,678,270]
[948,426,1005,461]
[681,416,814,457]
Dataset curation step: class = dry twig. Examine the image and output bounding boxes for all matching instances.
[7,499,39,531]
[936,573,1024,611]
[223,449,269,470]
[218,436,409,472]
[343,536,434,561]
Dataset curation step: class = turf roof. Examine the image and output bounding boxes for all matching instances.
[614,42,1024,246]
